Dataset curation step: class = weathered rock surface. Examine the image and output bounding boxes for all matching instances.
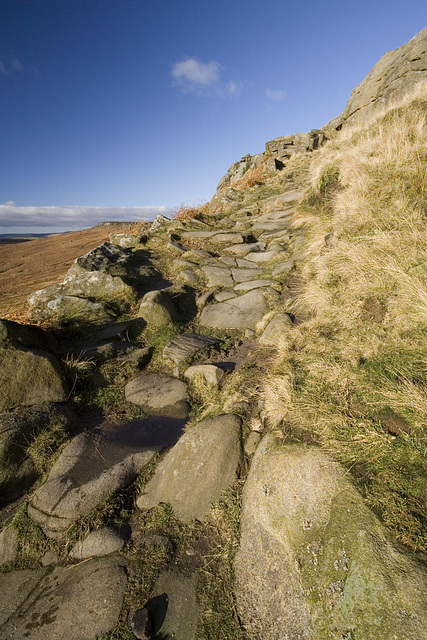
[0,555,127,640]
[148,569,199,640]
[234,434,427,640]
[109,232,147,248]
[199,288,269,329]
[201,265,234,288]
[125,372,190,418]
[137,414,241,522]
[162,332,219,365]
[0,526,18,566]
[27,241,151,322]
[28,289,119,324]
[0,348,68,413]
[331,27,427,128]
[136,290,179,327]
[184,364,225,386]
[259,312,293,345]
[70,526,127,560]
[28,431,159,538]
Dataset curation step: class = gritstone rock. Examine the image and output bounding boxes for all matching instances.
[136,413,241,522]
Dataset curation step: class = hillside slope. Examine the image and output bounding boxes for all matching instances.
[1,29,427,640]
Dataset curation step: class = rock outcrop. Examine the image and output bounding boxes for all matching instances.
[329,27,427,128]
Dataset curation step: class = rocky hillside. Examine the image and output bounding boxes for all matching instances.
[1,28,427,640]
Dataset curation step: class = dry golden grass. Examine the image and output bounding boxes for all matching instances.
[175,202,209,222]
[262,83,427,549]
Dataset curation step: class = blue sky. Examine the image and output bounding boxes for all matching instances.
[1,0,426,233]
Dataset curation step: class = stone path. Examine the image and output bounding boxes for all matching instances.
[0,181,305,638]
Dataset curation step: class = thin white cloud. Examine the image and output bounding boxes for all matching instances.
[0,203,175,230]
[171,57,243,98]
[226,80,244,97]
[11,57,23,72]
[266,89,287,103]
[0,57,24,75]
[172,58,221,89]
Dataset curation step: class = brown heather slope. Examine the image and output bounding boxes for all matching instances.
[0,223,130,319]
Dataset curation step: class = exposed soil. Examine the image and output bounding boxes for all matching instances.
[0,223,130,320]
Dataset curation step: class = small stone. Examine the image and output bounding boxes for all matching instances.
[163,333,219,365]
[184,364,225,386]
[70,526,126,560]
[131,608,152,640]
[244,431,262,457]
[259,313,293,345]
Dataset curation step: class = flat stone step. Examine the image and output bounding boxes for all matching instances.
[234,280,279,292]
[163,332,220,364]
[28,431,159,538]
[125,372,190,418]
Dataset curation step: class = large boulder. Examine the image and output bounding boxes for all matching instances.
[0,318,69,412]
[28,430,159,538]
[28,289,119,324]
[27,242,146,323]
[234,434,427,640]
[137,414,241,522]
[0,556,127,640]
[330,27,427,128]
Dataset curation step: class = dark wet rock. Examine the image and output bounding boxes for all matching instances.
[137,414,241,522]
[163,332,219,365]
[0,556,127,640]
[125,372,190,418]
[28,431,159,538]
